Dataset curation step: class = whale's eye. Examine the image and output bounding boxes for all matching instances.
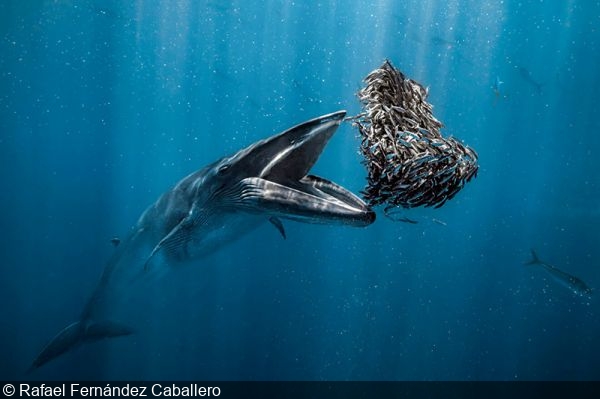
[217,164,230,175]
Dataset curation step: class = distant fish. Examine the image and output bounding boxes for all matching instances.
[431,36,456,48]
[383,207,418,224]
[110,237,121,247]
[207,1,232,13]
[431,218,447,226]
[518,67,543,94]
[525,249,593,298]
[493,76,504,98]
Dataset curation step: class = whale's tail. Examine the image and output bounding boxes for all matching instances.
[30,320,133,371]
[524,249,543,266]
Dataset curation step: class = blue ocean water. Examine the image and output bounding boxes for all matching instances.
[1,0,599,381]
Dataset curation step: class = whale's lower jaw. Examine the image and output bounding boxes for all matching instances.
[234,176,375,227]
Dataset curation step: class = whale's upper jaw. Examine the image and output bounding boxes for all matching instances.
[220,110,375,227]
[214,110,348,181]
[256,110,349,182]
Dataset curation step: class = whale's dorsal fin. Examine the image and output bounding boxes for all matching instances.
[269,216,286,239]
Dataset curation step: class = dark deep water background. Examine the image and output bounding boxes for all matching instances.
[1,0,599,381]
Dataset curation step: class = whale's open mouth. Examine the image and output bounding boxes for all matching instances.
[235,111,375,226]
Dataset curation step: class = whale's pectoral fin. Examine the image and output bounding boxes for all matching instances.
[269,217,286,239]
[143,217,192,271]
[238,177,375,226]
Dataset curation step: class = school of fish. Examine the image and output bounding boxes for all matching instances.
[352,60,479,212]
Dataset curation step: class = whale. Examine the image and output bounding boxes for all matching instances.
[31,110,375,370]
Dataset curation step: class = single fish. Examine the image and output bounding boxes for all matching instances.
[525,249,593,298]
[383,207,418,223]
[431,36,456,48]
[431,218,447,226]
[493,76,504,98]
